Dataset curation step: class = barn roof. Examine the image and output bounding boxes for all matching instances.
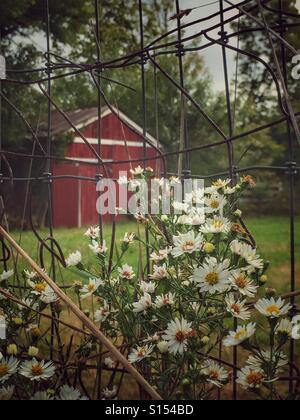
[40,106,160,148]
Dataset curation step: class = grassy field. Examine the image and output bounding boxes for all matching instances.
[8,216,300,399]
[11,216,300,294]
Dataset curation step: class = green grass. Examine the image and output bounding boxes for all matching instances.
[8,216,300,398]
[10,216,300,293]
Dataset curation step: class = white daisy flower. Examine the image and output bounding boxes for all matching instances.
[102,386,118,400]
[292,315,300,325]
[184,188,204,205]
[172,231,203,258]
[292,316,300,340]
[275,318,293,338]
[230,240,263,270]
[104,357,115,369]
[229,270,258,298]
[225,294,251,320]
[19,359,55,381]
[0,357,19,383]
[0,385,14,400]
[205,179,231,194]
[150,248,171,262]
[118,264,135,280]
[39,286,58,304]
[223,323,256,347]
[172,201,190,213]
[254,297,292,318]
[130,165,144,177]
[192,257,231,294]
[133,293,152,313]
[122,232,135,244]
[84,226,100,240]
[154,292,176,309]
[205,194,227,215]
[162,318,193,355]
[139,281,157,294]
[143,333,160,343]
[66,251,82,267]
[94,301,110,323]
[200,216,231,234]
[177,207,205,226]
[27,279,48,295]
[128,179,142,191]
[224,186,237,195]
[230,239,244,255]
[128,344,154,364]
[0,270,14,282]
[80,278,103,300]
[247,350,288,375]
[24,270,38,280]
[237,366,265,390]
[59,385,86,401]
[201,360,228,388]
[89,240,107,255]
[149,264,168,281]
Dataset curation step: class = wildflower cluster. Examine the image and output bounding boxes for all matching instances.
[0,170,299,400]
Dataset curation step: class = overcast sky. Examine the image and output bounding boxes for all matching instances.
[169,0,300,90]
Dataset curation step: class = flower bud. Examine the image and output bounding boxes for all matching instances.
[28,346,39,357]
[265,287,276,298]
[260,275,268,284]
[157,341,169,354]
[201,336,210,345]
[12,317,23,326]
[234,209,242,217]
[7,344,18,356]
[203,243,215,254]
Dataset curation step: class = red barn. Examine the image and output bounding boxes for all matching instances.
[50,107,161,228]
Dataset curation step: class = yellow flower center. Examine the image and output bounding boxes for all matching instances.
[209,370,220,380]
[213,181,223,188]
[123,271,131,278]
[34,283,46,293]
[137,348,146,358]
[266,305,280,315]
[246,371,264,386]
[31,365,43,376]
[235,330,246,341]
[175,331,186,342]
[163,297,169,305]
[182,241,195,251]
[205,272,219,285]
[0,364,8,377]
[231,304,241,315]
[212,220,223,229]
[210,200,220,209]
[88,284,95,293]
[235,276,248,289]
[31,328,41,337]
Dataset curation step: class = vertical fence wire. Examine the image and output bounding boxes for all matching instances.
[94,0,104,244]
[278,0,297,395]
[139,0,150,276]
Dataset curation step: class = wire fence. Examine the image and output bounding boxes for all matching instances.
[0,0,299,400]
